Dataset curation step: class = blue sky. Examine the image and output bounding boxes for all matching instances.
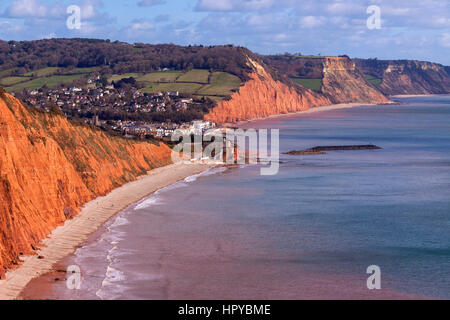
[1,0,449,64]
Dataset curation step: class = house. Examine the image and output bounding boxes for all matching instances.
[163,129,175,137]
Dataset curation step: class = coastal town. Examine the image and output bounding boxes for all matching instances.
[13,81,217,140]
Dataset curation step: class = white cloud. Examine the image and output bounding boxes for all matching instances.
[5,0,49,18]
[131,21,154,30]
[81,4,96,19]
[77,0,105,20]
[78,22,96,35]
[326,1,364,15]
[272,33,288,41]
[41,32,56,39]
[382,6,412,16]
[300,16,325,28]
[196,0,275,12]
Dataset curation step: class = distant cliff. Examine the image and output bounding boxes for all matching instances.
[320,57,390,104]
[0,91,172,277]
[354,59,450,95]
[263,55,390,104]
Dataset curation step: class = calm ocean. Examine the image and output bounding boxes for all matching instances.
[29,95,450,299]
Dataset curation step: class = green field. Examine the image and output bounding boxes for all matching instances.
[0,76,32,86]
[141,82,203,94]
[197,72,241,96]
[291,78,322,91]
[137,69,240,97]
[137,71,181,82]
[0,68,15,77]
[1,66,95,92]
[5,74,86,92]
[24,67,59,77]
[364,74,382,85]
[177,69,210,83]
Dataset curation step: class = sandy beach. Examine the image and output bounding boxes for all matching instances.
[0,161,214,300]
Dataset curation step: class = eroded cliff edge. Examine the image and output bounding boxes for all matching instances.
[0,91,172,277]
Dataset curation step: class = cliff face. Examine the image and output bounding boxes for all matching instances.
[320,57,391,104]
[355,59,450,95]
[0,92,172,277]
[205,56,390,123]
[204,58,331,123]
[262,55,390,105]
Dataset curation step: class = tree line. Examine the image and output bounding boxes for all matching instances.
[0,39,254,81]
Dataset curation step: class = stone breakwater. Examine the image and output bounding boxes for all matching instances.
[284,145,382,155]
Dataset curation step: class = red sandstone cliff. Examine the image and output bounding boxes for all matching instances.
[205,58,331,123]
[0,92,172,277]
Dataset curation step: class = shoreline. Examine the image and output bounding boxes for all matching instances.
[0,161,215,300]
[231,102,386,126]
[389,94,441,98]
